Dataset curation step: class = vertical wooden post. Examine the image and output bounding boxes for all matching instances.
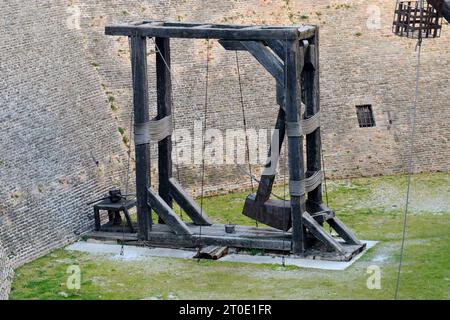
[285,38,306,255]
[155,37,173,223]
[130,35,152,240]
[304,29,322,204]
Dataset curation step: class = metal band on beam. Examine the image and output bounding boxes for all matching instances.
[286,111,320,137]
[289,170,322,196]
[302,112,320,135]
[134,115,172,145]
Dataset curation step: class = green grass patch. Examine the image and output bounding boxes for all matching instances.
[10,173,449,300]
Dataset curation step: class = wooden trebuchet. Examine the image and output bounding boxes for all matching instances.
[101,20,365,260]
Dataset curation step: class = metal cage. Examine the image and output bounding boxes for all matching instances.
[393,0,443,38]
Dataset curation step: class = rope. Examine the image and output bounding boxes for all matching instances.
[119,37,138,256]
[234,163,287,201]
[281,34,289,266]
[198,39,211,261]
[321,152,330,208]
[235,51,255,193]
[152,38,184,220]
[235,51,257,228]
[394,34,423,300]
[395,0,424,297]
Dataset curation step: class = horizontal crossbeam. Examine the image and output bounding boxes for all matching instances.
[105,21,316,40]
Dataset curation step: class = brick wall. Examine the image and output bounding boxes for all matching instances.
[0,241,13,300]
[80,0,449,189]
[0,0,449,298]
[0,0,128,278]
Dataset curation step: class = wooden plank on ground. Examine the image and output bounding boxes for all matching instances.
[327,217,361,245]
[130,35,152,240]
[194,246,229,260]
[302,212,345,255]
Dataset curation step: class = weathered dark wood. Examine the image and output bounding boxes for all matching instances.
[155,37,173,225]
[285,38,306,255]
[130,35,152,240]
[255,108,286,204]
[104,22,365,258]
[106,23,301,40]
[94,208,101,231]
[241,41,284,86]
[244,106,286,229]
[302,212,345,255]
[304,30,322,205]
[93,199,136,233]
[218,39,246,51]
[194,246,229,260]
[168,178,212,226]
[242,194,291,231]
[144,223,292,252]
[265,40,286,61]
[147,188,193,235]
[431,0,450,22]
[86,223,366,261]
[328,217,362,245]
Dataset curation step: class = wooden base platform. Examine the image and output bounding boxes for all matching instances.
[86,222,366,261]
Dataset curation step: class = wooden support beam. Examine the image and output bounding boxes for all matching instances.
[241,41,285,87]
[265,40,286,61]
[106,24,299,40]
[155,37,173,225]
[255,107,285,203]
[328,217,362,245]
[285,38,306,255]
[147,188,193,235]
[168,178,212,226]
[242,194,291,231]
[130,35,152,240]
[218,39,286,61]
[302,212,346,255]
[218,39,246,51]
[304,30,322,205]
[194,246,228,260]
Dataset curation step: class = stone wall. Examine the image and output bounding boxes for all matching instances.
[0,0,128,280]
[79,0,450,190]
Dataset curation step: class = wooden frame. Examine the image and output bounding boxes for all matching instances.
[97,21,366,261]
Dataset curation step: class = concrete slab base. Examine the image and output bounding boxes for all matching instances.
[65,240,377,270]
[220,240,378,270]
[66,242,197,261]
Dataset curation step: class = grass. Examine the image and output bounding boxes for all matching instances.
[10,173,449,300]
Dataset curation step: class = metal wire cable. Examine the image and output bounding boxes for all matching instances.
[394,25,423,300]
[235,51,255,193]
[152,38,184,220]
[198,39,211,260]
[281,34,289,266]
[119,37,138,256]
[235,50,258,228]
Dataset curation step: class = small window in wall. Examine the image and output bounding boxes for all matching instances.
[356,104,376,128]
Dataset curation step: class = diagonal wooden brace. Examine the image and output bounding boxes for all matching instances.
[147,188,192,235]
[240,41,285,87]
[168,178,212,226]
